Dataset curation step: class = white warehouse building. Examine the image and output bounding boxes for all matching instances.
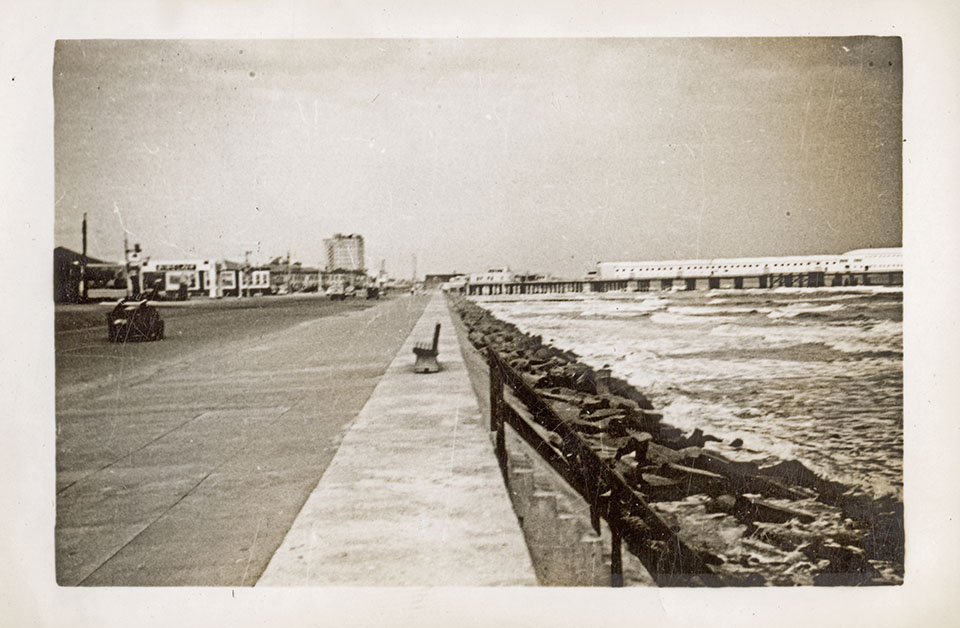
[598,248,902,281]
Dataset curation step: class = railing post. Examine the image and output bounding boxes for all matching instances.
[611,529,623,587]
[488,349,508,486]
[488,349,500,433]
[609,492,624,587]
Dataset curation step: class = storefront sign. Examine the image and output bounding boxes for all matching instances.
[156,263,197,271]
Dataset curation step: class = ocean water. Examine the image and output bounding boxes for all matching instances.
[479,287,903,499]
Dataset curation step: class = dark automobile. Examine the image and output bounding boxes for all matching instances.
[106,298,165,342]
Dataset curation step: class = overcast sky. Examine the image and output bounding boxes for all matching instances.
[54,37,901,277]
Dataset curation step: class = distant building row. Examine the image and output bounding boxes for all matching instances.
[449,248,903,296]
[54,233,374,302]
[450,249,903,288]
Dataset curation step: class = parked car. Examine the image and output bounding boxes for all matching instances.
[106,298,165,342]
[326,282,355,301]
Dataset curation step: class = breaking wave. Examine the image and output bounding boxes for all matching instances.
[481,288,903,497]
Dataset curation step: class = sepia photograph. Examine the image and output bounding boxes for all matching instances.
[53,36,902,587]
[3,1,960,626]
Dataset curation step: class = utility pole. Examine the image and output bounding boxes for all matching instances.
[124,235,130,297]
[127,242,143,297]
[243,250,252,298]
[80,213,88,303]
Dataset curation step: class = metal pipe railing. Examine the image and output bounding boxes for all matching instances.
[487,348,721,587]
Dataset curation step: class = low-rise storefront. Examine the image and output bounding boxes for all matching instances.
[217,267,272,297]
[141,259,220,299]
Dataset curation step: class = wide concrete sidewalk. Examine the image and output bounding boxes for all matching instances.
[257,292,536,586]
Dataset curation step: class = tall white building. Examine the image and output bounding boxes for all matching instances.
[323,233,365,272]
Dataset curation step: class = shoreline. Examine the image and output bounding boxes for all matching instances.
[449,295,904,586]
[468,284,904,303]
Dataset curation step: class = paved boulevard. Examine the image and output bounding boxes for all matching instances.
[55,294,429,585]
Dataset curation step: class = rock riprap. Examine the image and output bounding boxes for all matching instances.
[452,297,903,586]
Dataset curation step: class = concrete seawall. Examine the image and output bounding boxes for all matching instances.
[448,299,654,586]
[258,292,536,586]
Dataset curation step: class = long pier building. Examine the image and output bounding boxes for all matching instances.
[465,248,902,296]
